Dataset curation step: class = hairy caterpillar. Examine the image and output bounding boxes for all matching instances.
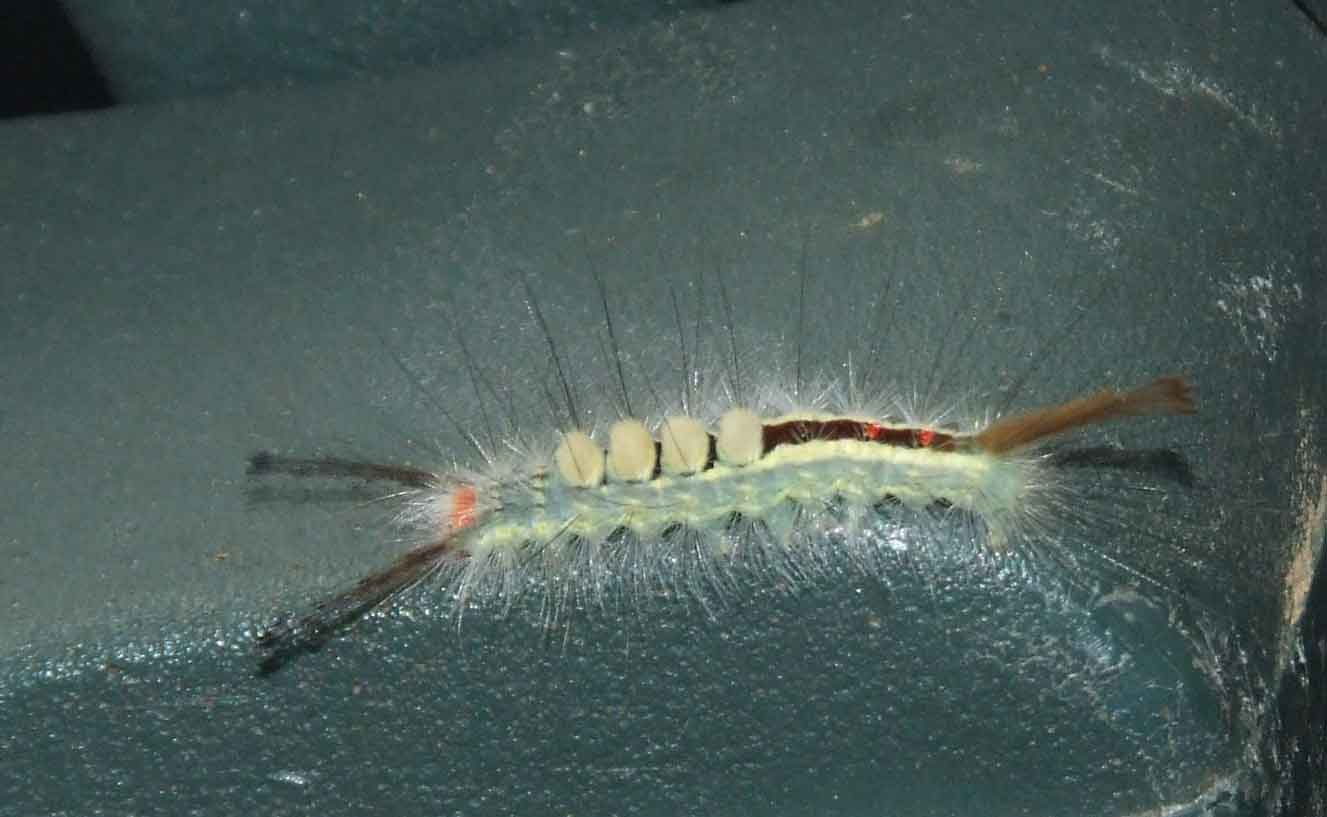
[250,285,1197,674]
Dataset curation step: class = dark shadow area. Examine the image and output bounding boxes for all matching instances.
[1,0,113,118]
[1266,553,1327,816]
[1292,0,1327,36]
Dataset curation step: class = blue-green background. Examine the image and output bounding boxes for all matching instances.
[2,2,1325,814]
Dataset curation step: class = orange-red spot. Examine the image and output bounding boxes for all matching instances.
[865,422,885,440]
[449,484,479,531]
[916,429,936,447]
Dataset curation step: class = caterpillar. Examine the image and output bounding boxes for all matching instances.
[249,354,1195,674]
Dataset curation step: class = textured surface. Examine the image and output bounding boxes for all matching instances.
[2,1,1325,814]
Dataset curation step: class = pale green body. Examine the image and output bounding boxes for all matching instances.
[463,439,1029,557]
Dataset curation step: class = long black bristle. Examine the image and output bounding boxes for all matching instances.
[246,452,438,488]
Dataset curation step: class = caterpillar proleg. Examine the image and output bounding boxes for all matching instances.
[250,315,1196,673]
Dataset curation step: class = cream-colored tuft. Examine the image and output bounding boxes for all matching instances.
[554,430,605,487]
[607,419,657,482]
[658,415,709,475]
[717,408,763,465]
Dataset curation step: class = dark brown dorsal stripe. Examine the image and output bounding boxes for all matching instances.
[761,418,959,455]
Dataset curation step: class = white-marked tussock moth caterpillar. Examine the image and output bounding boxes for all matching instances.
[248,250,1198,675]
